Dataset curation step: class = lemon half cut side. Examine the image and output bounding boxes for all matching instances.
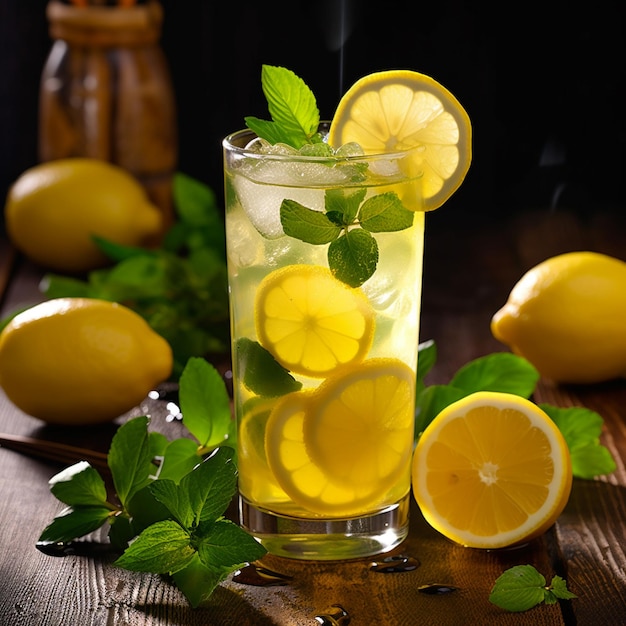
[412,391,572,549]
[328,69,472,211]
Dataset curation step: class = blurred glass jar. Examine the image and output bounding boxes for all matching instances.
[39,0,178,230]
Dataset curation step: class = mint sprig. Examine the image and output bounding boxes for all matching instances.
[245,65,321,149]
[38,358,266,608]
[489,565,577,612]
[282,189,414,287]
[416,342,616,478]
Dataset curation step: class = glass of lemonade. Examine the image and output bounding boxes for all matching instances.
[223,122,425,560]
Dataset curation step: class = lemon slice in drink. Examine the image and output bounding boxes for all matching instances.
[265,359,415,517]
[328,69,472,211]
[412,391,573,549]
[255,264,375,378]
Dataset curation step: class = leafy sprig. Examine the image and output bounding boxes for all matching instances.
[245,65,322,148]
[489,565,577,612]
[415,341,616,479]
[38,358,264,608]
[282,189,414,287]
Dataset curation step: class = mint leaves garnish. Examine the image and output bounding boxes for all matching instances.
[38,358,266,608]
[282,189,414,287]
[245,65,322,149]
[415,341,616,479]
[243,65,416,288]
[489,565,577,612]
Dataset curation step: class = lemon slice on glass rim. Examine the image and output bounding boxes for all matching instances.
[412,391,573,549]
[328,69,472,211]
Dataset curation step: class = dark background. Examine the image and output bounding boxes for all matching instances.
[1,0,625,230]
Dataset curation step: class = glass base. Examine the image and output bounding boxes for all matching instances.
[239,493,411,561]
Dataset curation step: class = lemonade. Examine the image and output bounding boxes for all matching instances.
[223,66,471,559]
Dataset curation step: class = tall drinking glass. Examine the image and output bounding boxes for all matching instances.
[223,124,424,560]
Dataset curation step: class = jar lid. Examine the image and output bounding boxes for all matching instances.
[46,0,163,47]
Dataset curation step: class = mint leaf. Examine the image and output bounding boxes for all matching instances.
[417,339,437,392]
[158,437,201,483]
[549,575,578,601]
[195,518,267,569]
[38,506,113,543]
[280,200,341,244]
[328,229,379,287]
[184,447,238,524]
[245,65,320,148]
[48,461,109,507]
[108,416,154,506]
[172,554,229,608]
[415,384,467,437]
[179,357,231,450]
[236,337,302,397]
[540,404,616,478]
[450,352,539,397]
[489,565,576,612]
[149,479,193,528]
[359,192,415,232]
[326,188,366,223]
[114,519,195,574]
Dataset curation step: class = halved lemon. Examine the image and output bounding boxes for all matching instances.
[328,69,472,211]
[265,359,415,517]
[412,391,572,549]
[255,264,375,378]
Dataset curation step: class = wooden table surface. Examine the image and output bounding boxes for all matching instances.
[1,207,625,625]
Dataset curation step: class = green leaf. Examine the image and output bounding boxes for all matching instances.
[40,274,92,299]
[417,339,437,391]
[414,384,467,437]
[195,518,267,570]
[236,338,302,397]
[125,484,172,535]
[93,236,154,263]
[248,65,320,148]
[328,229,378,287]
[280,200,341,244]
[244,118,290,146]
[172,553,230,609]
[489,565,576,612]
[325,188,366,224]
[114,520,195,574]
[173,172,218,226]
[489,565,547,612]
[182,447,238,524]
[49,461,109,507]
[359,192,414,232]
[179,357,231,449]
[540,404,616,478]
[38,506,112,543]
[108,416,155,506]
[449,352,539,398]
[149,479,193,528]
[549,575,578,600]
[158,438,202,483]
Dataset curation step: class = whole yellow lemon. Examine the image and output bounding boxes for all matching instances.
[0,298,173,425]
[491,251,626,384]
[4,158,163,273]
